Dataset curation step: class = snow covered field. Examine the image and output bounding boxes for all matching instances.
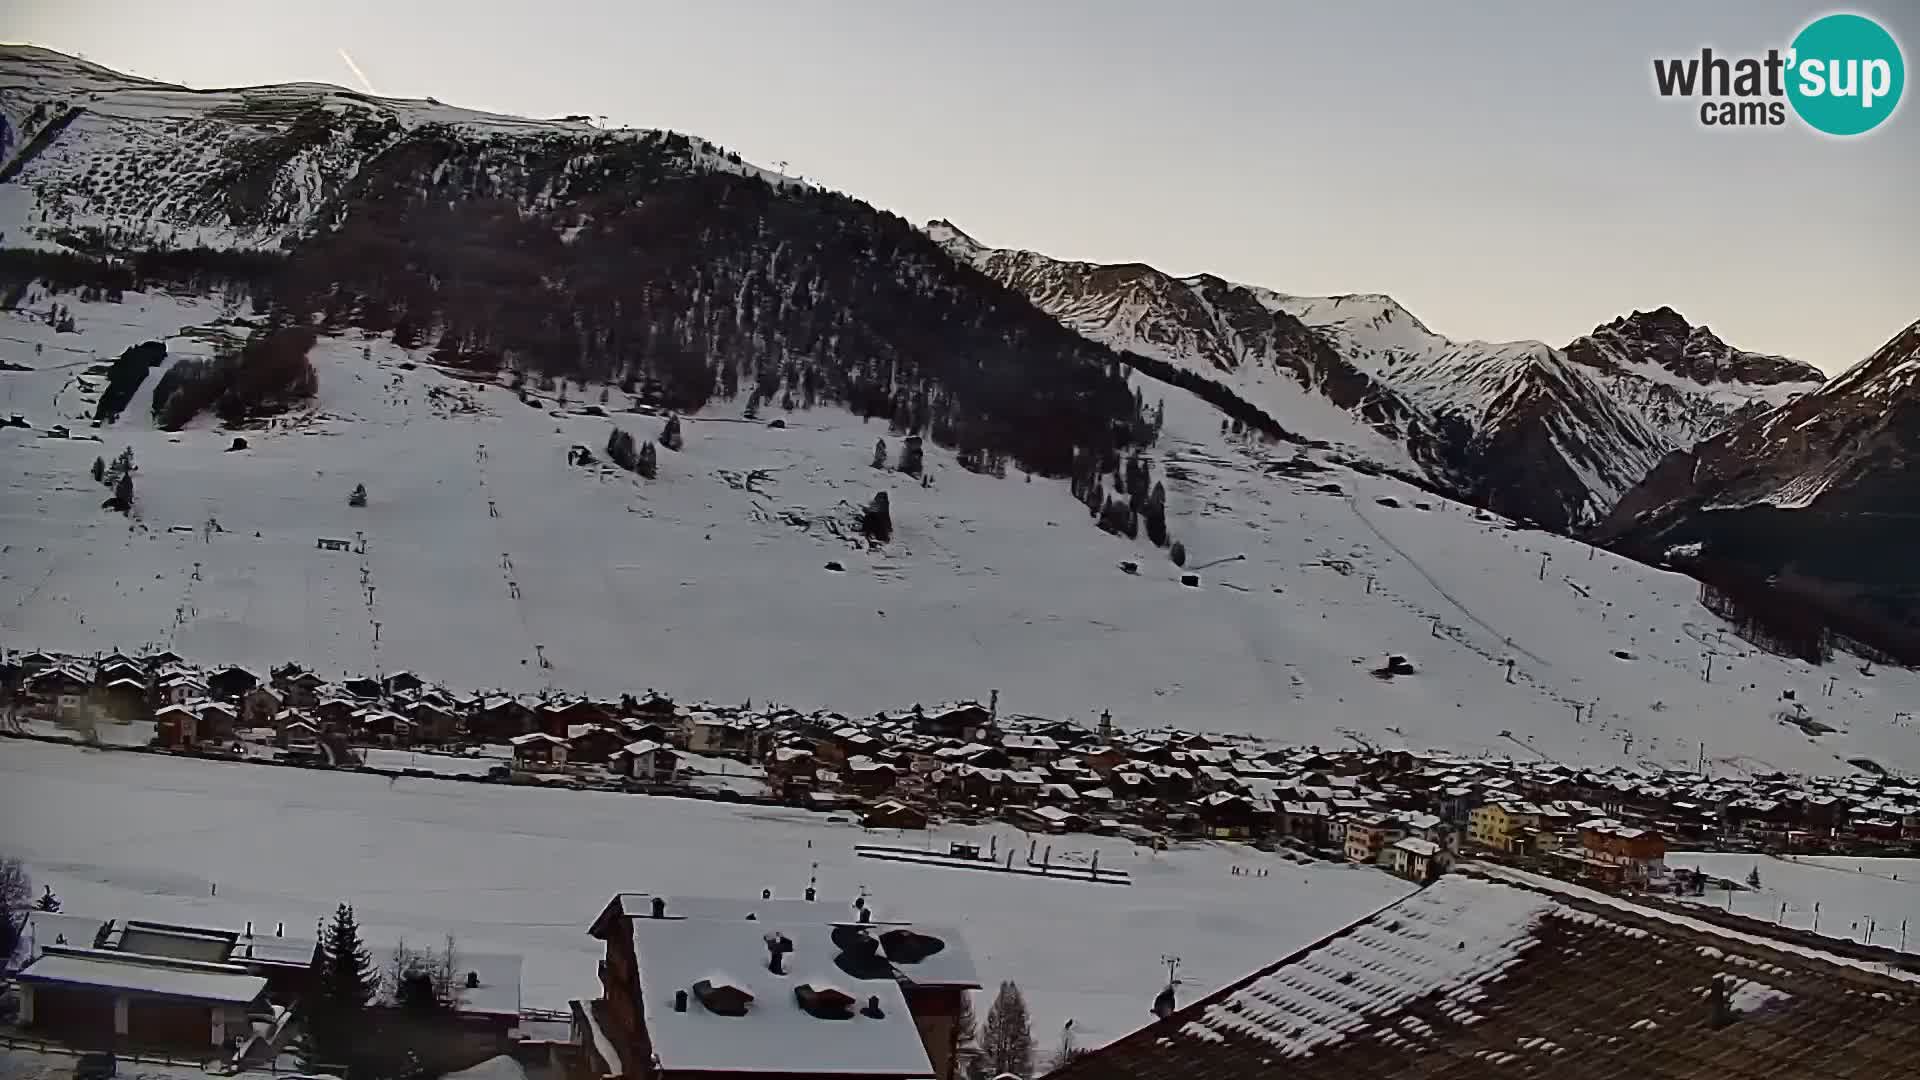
[3,290,1919,775]
[0,740,1412,1047]
[1666,852,1920,954]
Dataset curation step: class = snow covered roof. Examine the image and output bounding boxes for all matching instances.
[1049,872,1920,1080]
[19,945,267,1004]
[508,732,563,746]
[628,918,934,1076]
[1391,837,1441,857]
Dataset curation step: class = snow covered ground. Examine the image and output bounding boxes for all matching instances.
[4,290,1919,776]
[0,740,1413,1048]
[1665,852,1920,954]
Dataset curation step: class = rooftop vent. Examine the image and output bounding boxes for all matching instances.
[765,931,795,975]
[878,928,946,965]
[861,994,885,1019]
[650,896,666,919]
[674,989,689,1013]
[693,978,754,1017]
[466,971,480,989]
[795,983,857,1020]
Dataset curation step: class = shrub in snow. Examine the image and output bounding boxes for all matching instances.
[1170,540,1187,566]
[349,483,368,507]
[861,492,892,544]
[660,414,683,452]
[872,438,888,470]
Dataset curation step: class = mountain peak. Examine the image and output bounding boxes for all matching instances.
[1568,307,1824,389]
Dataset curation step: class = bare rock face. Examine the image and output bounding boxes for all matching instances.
[1600,318,1920,649]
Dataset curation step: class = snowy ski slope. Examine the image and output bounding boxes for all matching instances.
[2,290,1918,776]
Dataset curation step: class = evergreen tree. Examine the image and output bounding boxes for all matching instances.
[348,483,368,508]
[1170,540,1187,567]
[872,438,888,470]
[91,456,105,484]
[980,981,1034,1080]
[637,440,658,480]
[110,469,134,515]
[607,427,639,472]
[861,492,893,544]
[35,885,60,912]
[305,903,377,1070]
[1144,481,1168,547]
[1746,865,1761,889]
[660,414,684,452]
[0,858,27,963]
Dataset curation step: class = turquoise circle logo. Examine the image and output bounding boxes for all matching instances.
[1787,13,1905,135]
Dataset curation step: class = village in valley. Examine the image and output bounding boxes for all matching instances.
[8,643,1920,889]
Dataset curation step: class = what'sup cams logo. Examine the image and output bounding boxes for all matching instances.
[1654,12,1905,134]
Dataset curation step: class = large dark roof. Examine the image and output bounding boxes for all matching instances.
[1051,870,1920,1080]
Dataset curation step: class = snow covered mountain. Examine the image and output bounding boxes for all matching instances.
[930,222,1823,531]
[1601,318,1920,655]
[4,47,1916,776]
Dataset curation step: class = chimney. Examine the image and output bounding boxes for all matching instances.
[766,932,793,975]
[275,922,284,937]
[466,971,480,989]
[862,995,885,1019]
[762,888,773,900]
[675,989,689,1012]
[245,921,253,937]
[651,896,666,919]
[805,887,817,902]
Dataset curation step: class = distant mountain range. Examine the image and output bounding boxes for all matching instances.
[929,220,1825,530]
[2,43,1912,659]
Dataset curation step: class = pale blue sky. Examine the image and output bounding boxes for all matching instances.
[11,1,1916,373]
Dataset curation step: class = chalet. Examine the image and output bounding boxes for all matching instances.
[539,698,611,738]
[277,669,325,708]
[1343,814,1403,864]
[1468,801,1545,854]
[16,945,268,1050]
[585,894,980,1080]
[1196,792,1261,840]
[615,717,676,745]
[26,666,90,718]
[913,701,995,741]
[846,756,901,795]
[1015,804,1087,834]
[357,710,411,743]
[341,675,385,699]
[1280,801,1332,848]
[686,713,760,757]
[384,670,426,695]
[568,724,629,765]
[1574,820,1667,885]
[95,659,147,687]
[471,695,536,742]
[1000,734,1061,767]
[141,649,185,670]
[406,699,459,743]
[154,704,201,748]
[314,697,360,732]
[91,678,151,723]
[14,649,60,675]
[510,732,567,767]
[1384,837,1445,882]
[240,685,282,726]
[614,740,680,783]
[864,800,930,830]
[198,701,239,741]
[276,717,320,749]
[157,673,207,706]
[766,746,820,800]
[205,665,259,701]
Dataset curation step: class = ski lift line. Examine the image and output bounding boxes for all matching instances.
[1344,494,1552,669]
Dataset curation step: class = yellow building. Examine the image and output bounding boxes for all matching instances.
[1467,801,1543,853]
